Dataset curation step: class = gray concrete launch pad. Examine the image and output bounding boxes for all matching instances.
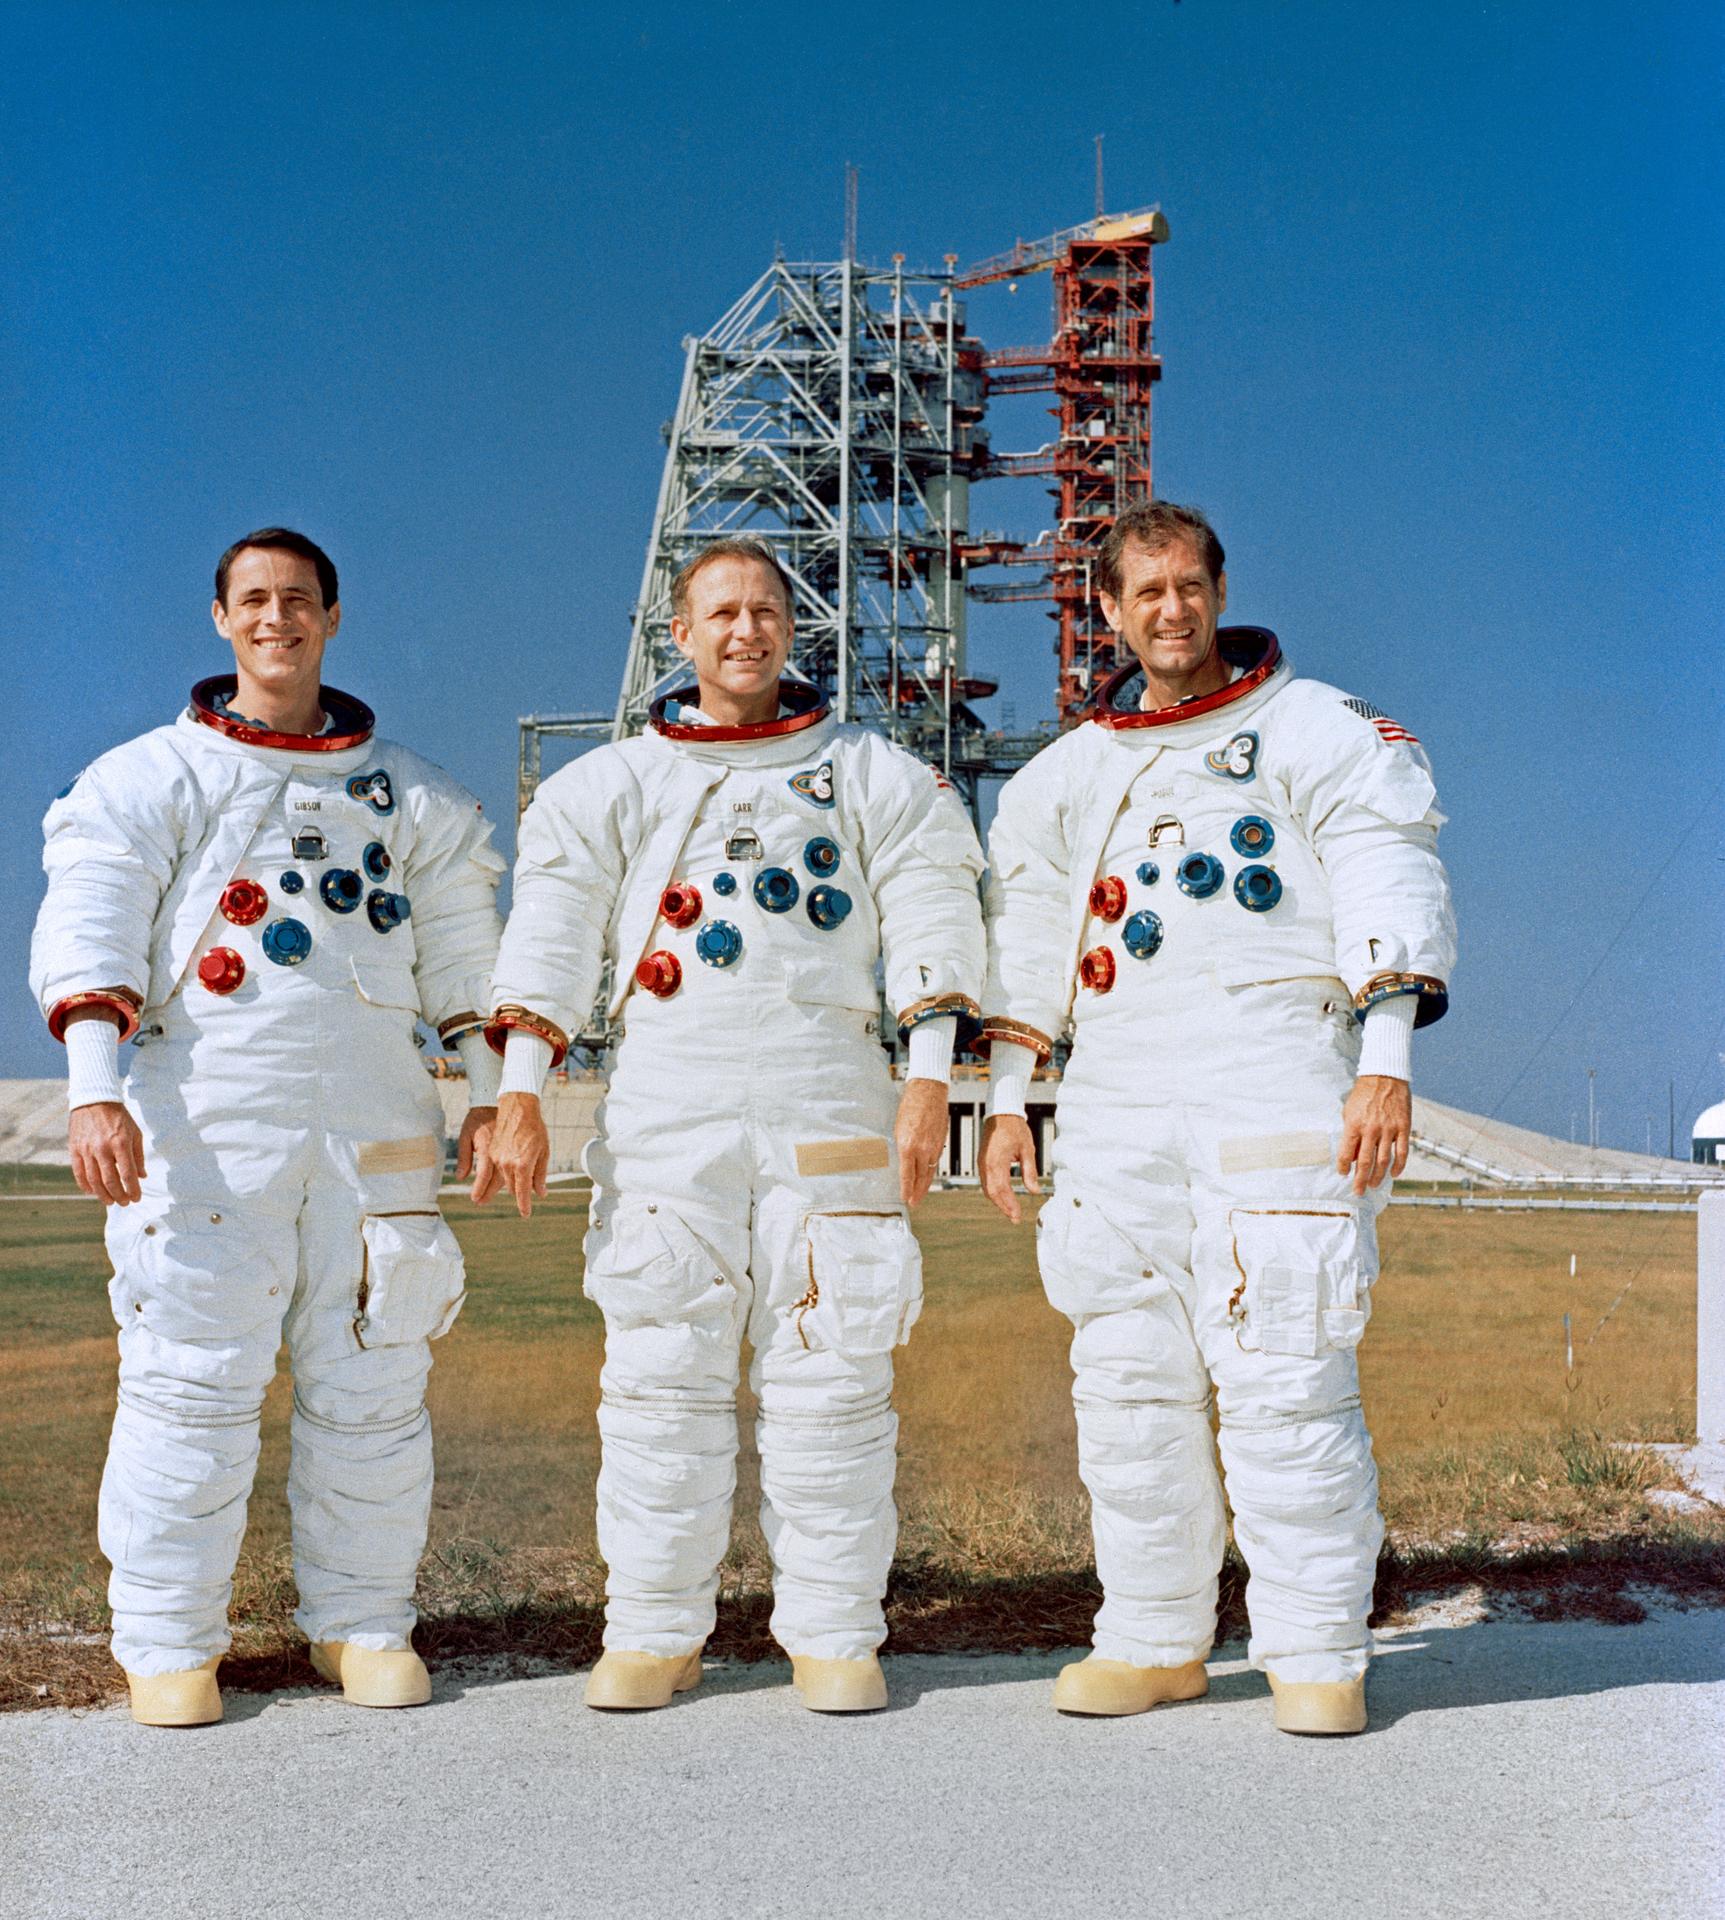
[4,1607,1721,1920]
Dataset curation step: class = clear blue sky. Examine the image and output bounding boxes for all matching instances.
[4,1,1720,1152]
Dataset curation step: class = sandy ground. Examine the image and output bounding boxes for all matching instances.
[4,1605,1721,1920]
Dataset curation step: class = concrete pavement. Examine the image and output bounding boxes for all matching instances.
[4,1607,1721,1920]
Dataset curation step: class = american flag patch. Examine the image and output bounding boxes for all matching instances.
[1344,697,1418,745]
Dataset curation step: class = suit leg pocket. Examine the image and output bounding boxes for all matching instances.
[357,1211,467,1349]
[582,1197,734,1329]
[794,1210,923,1357]
[1227,1207,1372,1356]
[1036,1188,1161,1319]
[106,1199,281,1342]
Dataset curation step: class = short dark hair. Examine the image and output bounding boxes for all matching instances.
[1097,500,1225,599]
[670,537,794,624]
[215,527,339,609]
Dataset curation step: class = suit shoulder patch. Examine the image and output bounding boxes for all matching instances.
[1342,695,1419,746]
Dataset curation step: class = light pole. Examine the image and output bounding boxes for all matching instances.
[1587,1067,1597,1152]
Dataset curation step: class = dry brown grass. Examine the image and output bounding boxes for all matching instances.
[2,1184,1718,1710]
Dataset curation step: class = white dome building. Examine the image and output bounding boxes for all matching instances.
[1692,1099,1725,1167]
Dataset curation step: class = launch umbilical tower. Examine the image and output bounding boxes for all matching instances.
[612,255,1004,814]
[521,203,1170,826]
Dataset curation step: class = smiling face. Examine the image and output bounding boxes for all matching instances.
[670,553,793,722]
[1099,534,1228,699]
[211,546,340,715]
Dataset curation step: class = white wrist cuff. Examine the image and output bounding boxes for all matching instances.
[65,1015,125,1110]
[986,1040,1037,1120]
[499,1031,554,1100]
[906,1016,957,1085]
[1357,994,1415,1081]
[456,1031,502,1105]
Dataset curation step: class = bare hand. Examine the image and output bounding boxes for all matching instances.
[68,1102,146,1206]
[896,1078,948,1209]
[1338,1075,1411,1196]
[472,1092,548,1217]
[980,1113,1040,1224]
[457,1105,497,1184]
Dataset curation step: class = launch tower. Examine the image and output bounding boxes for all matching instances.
[612,255,1006,815]
[520,204,1169,827]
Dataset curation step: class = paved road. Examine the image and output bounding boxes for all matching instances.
[5,1609,1721,1920]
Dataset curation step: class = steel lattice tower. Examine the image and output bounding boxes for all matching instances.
[613,255,1009,813]
[525,206,1169,836]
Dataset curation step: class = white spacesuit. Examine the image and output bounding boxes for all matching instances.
[983,629,1455,1711]
[488,681,984,1689]
[30,679,503,1691]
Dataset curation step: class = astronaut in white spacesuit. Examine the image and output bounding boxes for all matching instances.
[979,502,1455,1735]
[31,528,503,1726]
[478,536,984,1713]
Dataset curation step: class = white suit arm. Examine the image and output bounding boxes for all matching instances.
[65,1014,127,1107]
[487,759,633,1065]
[1286,697,1457,1027]
[856,740,986,1042]
[454,1030,503,1103]
[398,772,505,1045]
[906,1015,957,1084]
[979,748,1074,1062]
[28,758,186,1042]
[1356,994,1415,1079]
[497,1030,555,1098]
[984,1038,1038,1117]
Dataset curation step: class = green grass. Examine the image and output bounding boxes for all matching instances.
[0,1164,84,1195]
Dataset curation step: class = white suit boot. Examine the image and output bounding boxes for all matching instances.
[791,1654,887,1712]
[125,1657,223,1728]
[1052,1655,1209,1717]
[1268,1670,1368,1735]
[585,1648,705,1710]
[310,1640,432,1708]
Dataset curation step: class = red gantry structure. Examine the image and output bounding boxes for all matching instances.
[958,205,1170,728]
